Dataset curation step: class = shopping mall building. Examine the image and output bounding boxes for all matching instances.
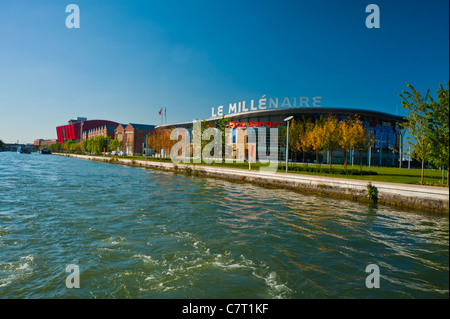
[157,107,406,167]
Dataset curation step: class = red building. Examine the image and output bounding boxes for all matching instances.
[56,118,120,143]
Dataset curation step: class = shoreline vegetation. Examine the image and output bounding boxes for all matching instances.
[54,153,449,213]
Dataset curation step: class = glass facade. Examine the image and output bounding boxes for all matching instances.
[160,108,404,167]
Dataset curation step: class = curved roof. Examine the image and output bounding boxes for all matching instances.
[157,107,405,129]
[221,107,405,122]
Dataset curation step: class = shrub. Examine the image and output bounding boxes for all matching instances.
[367,182,378,203]
[282,164,378,176]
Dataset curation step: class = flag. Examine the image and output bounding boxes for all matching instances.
[158,108,163,115]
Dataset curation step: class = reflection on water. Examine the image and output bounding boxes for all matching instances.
[0,152,448,298]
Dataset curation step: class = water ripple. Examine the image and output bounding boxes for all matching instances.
[0,152,448,298]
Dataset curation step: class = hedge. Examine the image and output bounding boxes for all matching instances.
[279,165,378,175]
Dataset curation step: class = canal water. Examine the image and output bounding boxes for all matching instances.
[0,152,448,298]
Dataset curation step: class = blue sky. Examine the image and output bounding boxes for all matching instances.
[0,0,448,143]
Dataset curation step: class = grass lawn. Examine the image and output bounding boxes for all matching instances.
[282,164,447,185]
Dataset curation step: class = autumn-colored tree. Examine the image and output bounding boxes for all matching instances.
[161,128,175,158]
[295,118,313,165]
[146,130,155,155]
[63,139,77,152]
[322,115,339,169]
[146,129,156,155]
[353,119,375,174]
[147,128,164,157]
[156,128,163,157]
[337,116,360,174]
[308,119,327,167]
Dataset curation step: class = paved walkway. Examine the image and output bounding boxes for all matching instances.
[185,164,449,203]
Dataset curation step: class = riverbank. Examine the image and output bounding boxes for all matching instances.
[55,153,449,213]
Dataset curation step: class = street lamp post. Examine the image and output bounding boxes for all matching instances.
[80,121,84,143]
[284,116,294,174]
[396,125,404,169]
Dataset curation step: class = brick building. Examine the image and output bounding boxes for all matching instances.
[34,139,57,147]
[116,123,155,155]
[82,125,118,140]
[114,124,127,147]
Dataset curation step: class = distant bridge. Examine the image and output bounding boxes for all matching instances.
[1,144,37,152]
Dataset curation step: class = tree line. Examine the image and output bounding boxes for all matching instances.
[146,127,175,157]
[278,115,374,174]
[48,136,121,154]
[144,115,373,174]
[145,116,229,159]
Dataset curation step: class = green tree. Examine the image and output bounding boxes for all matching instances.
[192,119,209,160]
[81,139,88,153]
[63,139,77,152]
[200,119,209,153]
[399,83,433,185]
[278,124,287,162]
[69,141,78,152]
[86,139,93,153]
[91,136,109,154]
[427,83,449,185]
[109,138,120,152]
[216,114,229,161]
[0,139,5,150]
[49,142,62,152]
